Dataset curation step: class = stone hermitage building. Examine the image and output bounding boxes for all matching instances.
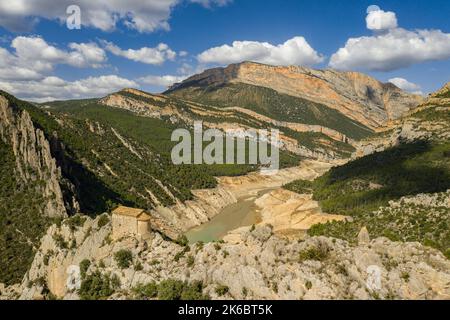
[111,206,152,240]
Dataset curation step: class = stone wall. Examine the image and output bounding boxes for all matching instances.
[112,214,138,240]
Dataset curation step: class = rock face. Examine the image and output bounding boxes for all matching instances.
[253,189,347,238]
[358,227,371,246]
[354,82,450,158]
[168,62,423,129]
[0,95,70,218]
[13,219,450,300]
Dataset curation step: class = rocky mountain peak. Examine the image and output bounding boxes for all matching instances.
[168,62,424,129]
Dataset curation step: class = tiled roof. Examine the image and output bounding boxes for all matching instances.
[112,206,145,218]
[137,212,152,222]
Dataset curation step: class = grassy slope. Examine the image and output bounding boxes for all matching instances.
[167,83,373,140]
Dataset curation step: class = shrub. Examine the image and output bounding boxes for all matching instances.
[186,255,195,267]
[97,214,110,228]
[134,261,143,271]
[78,271,115,300]
[176,235,189,247]
[401,272,410,282]
[305,281,312,290]
[43,251,53,266]
[114,250,133,269]
[298,244,329,262]
[215,284,229,297]
[133,282,158,299]
[65,215,87,232]
[53,233,68,249]
[79,259,91,279]
[157,279,185,300]
[156,279,209,300]
[180,280,209,300]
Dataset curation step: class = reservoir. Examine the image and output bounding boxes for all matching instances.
[185,188,274,243]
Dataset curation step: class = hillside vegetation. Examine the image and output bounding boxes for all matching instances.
[0,140,57,284]
[285,141,450,256]
[111,89,356,158]
[167,83,373,140]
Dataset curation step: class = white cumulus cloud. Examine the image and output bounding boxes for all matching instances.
[0,0,232,33]
[0,75,138,102]
[197,36,324,66]
[330,28,450,71]
[366,8,398,31]
[388,77,423,95]
[102,41,176,65]
[0,36,107,81]
[138,75,188,87]
[0,0,179,33]
[329,6,450,71]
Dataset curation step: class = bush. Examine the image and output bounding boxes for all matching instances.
[186,255,195,267]
[133,282,158,299]
[298,244,329,262]
[305,281,312,290]
[79,259,91,279]
[43,251,53,266]
[65,215,87,232]
[215,284,229,297]
[53,233,68,249]
[114,250,133,269]
[176,235,189,247]
[180,280,209,300]
[156,279,209,300]
[97,214,110,228]
[134,261,143,271]
[157,279,185,300]
[78,271,117,300]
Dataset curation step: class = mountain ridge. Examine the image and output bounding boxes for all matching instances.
[167,61,423,129]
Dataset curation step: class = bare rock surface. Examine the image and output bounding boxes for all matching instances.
[11,217,450,300]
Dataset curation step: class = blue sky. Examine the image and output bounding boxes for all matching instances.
[0,0,449,101]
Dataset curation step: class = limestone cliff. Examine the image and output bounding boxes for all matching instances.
[168,62,423,129]
[354,82,450,158]
[0,95,69,218]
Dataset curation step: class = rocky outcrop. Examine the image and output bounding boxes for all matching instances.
[353,82,450,158]
[13,219,450,300]
[169,62,423,129]
[0,95,69,218]
[252,189,347,238]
